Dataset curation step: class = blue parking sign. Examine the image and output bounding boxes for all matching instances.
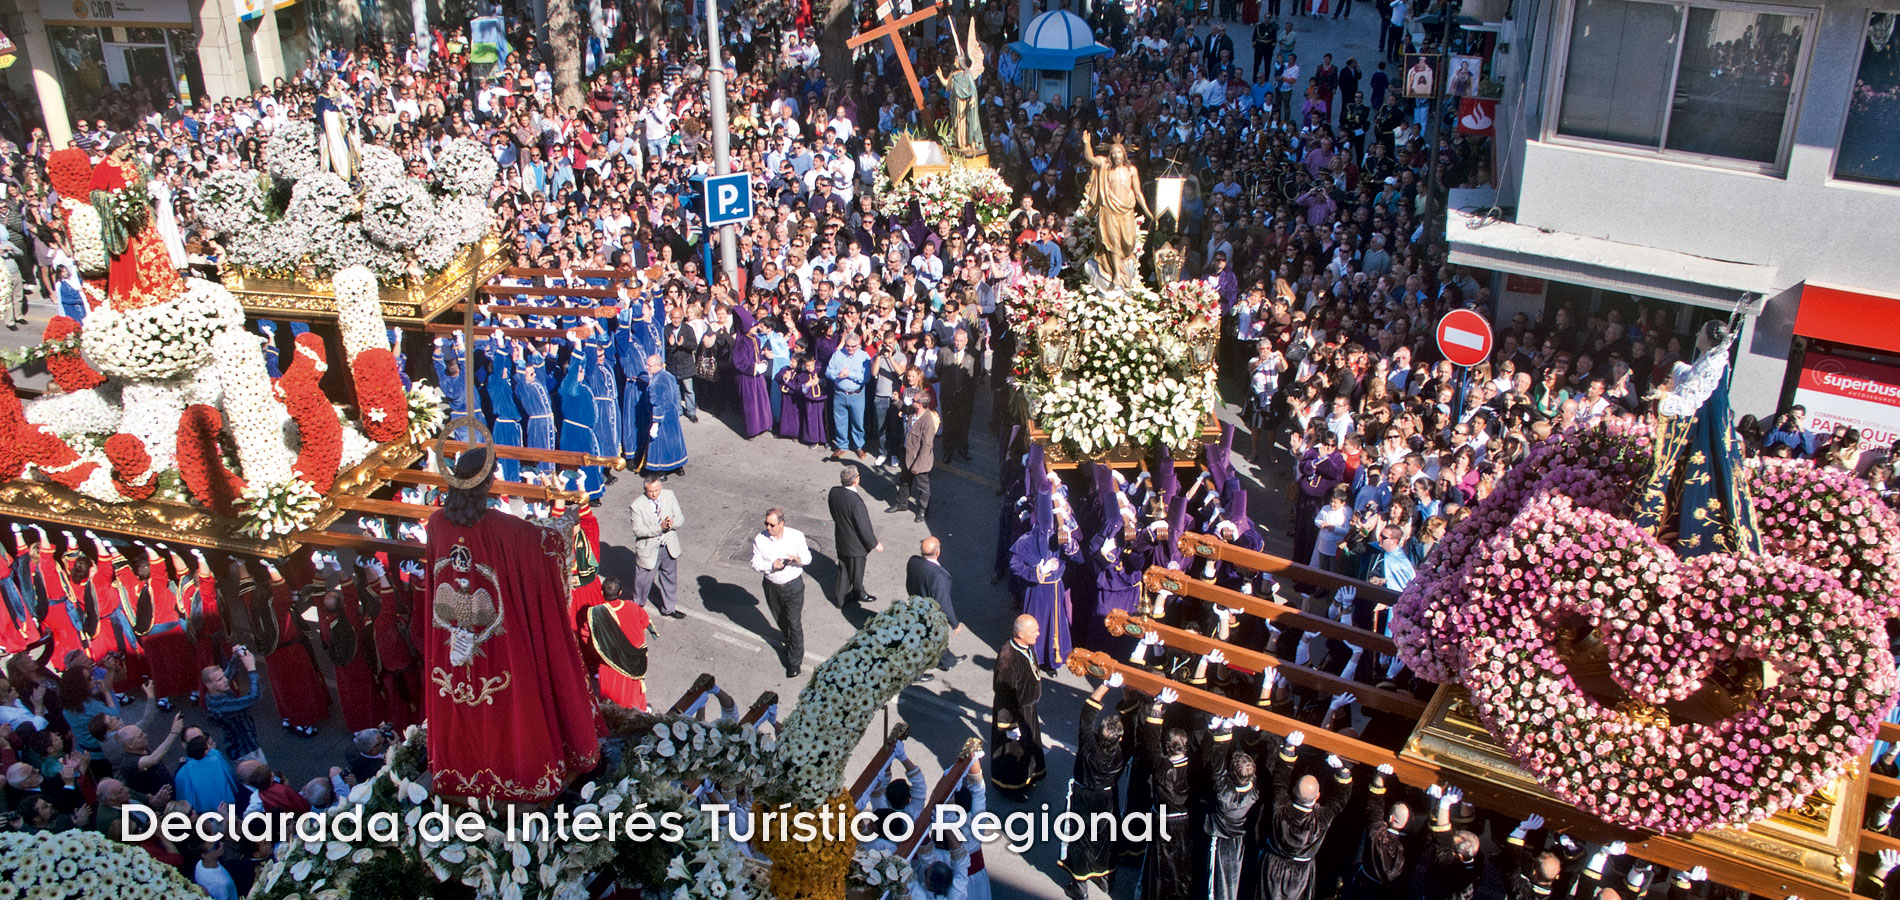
[696,173,753,227]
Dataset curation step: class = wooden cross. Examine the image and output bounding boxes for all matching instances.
[845,1,939,114]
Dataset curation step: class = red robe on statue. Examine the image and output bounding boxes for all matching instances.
[88,154,182,310]
[424,508,603,803]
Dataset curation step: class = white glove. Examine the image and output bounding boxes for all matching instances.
[1688,866,1708,882]
[1606,841,1626,856]
[1376,763,1394,776]
[1517,813,1545,833]
[1285,730,1304,749]
[1158,687,1179,704]
[1141,631,1163,646]
[1325,754,1344,769]
[364,558,386,578]
[1329,693,1357,710]
[1202,560,1218,579]
[1231,712,1249,728]
[1334,585,1356,605]
[1205,649,1227,666]
[892,742,908,761]
[1240,582,1254,595]
[1107,672,1124,688]
[1211,717,1230,730]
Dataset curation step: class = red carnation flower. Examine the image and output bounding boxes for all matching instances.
[175,404,247,516]
[47,149,92,199]
[350,348,410,443]
[40,317,104,393]
[0,369,28,482]
[103,433,156,501]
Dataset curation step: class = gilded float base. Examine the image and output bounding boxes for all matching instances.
[222,235,508,325]
[0,438,421,558]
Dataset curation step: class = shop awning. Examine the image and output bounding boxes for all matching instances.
[1446,209,1781,313]
[1794,284,1900,355]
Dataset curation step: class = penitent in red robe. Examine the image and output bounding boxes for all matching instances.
[424,508,603,803]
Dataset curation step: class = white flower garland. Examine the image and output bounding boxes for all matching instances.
[119,380,188,473]
[72,461,127,504]
[63,199,108,275]
[850,847,913,892]
[0,828,202,899]
[339,419,377,471]
[79,278,245,381]
[211,328,295,485]
[1039,379,1126,456]
[1029,282,1218,456]
[333,265,387,360]
[768,595,950,808]
[25,386,122,438]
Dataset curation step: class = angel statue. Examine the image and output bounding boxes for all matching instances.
[937,17,985,155]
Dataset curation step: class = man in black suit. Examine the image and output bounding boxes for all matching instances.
[1204,29,1235,75]
[936,327,981,462]
[828,467,881,608]
[905,536,961,673]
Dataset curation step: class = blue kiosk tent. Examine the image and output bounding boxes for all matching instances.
[1007,10,1113,107]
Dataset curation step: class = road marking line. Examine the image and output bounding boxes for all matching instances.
[710,632,761,653]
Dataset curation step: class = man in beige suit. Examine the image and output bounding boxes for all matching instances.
[629,476,686,618]
[886,390,940,523]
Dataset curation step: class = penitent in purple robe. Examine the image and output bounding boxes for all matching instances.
[775,367,802,439]
[732,307,774,438]
[797,370,830,446]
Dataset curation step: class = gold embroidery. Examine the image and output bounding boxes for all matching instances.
[433,744,602,802]
[432,544,506,666]
[431,666,512,706]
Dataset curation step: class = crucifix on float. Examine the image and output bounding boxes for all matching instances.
[846,0,940,125]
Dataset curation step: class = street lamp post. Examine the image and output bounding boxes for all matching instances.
[706,0,739,284]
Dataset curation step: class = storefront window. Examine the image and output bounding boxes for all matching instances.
[1555,0,1680,147]
[1554,0,1811,170]
[1837,12,1900,187]
[47,26,108,116]
[1663,8,1801,163]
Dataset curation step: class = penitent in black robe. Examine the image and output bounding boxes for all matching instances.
[1059,693,1130,885]
[1142,751,1196,900]
[1256,746,1353,900]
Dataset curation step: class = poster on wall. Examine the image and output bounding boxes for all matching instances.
[1792,349,1900,460]
[42,0,191,26]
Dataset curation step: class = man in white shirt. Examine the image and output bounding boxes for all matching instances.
[750,508,814,677]
[910,242,946,285]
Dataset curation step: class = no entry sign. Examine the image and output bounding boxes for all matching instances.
[1436,309,1494,368]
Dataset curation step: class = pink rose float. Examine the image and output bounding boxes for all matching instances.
[1393,420,1900,833]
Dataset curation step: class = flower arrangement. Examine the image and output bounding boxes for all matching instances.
[211,328,295,485]
[873,164,1012,234]
[79,278,245,381]
[1160,279,1221,328]
[103,432,156,500]
[24,385,122,438]
[356,145,405,187]
[194,169,266,235]
[1391,423,1900,832]
[352,349,410,444]
[405,381,449,446]
[23,425,98,491]
[1011,281,1217,458]
[62,201,108,275]
[0,829,203,899]
[1060,213,1098,268]
[41,317,104,392]
[767,595,950,808]
[1038,379,1125,456]
[1749,458,1900,617]
[204,134,496,280]
[236,478,324,539]
[281,357,342,494]
[264,121,323,182]
[175,404,246,516]
[47,149,92,197]
[334,266,388,360]
[360,179,433,251]
[850,847,914,893]
[0,371,25,482]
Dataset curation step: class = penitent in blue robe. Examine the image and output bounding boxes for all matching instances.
[557,347,603,497]
[433,342,483,440]
[482,342,524,483]
[585,339,619,459]
[1009,530,1081,670]
[615,315,650,462]
[640,369,688,473]
[516,350,557,472]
